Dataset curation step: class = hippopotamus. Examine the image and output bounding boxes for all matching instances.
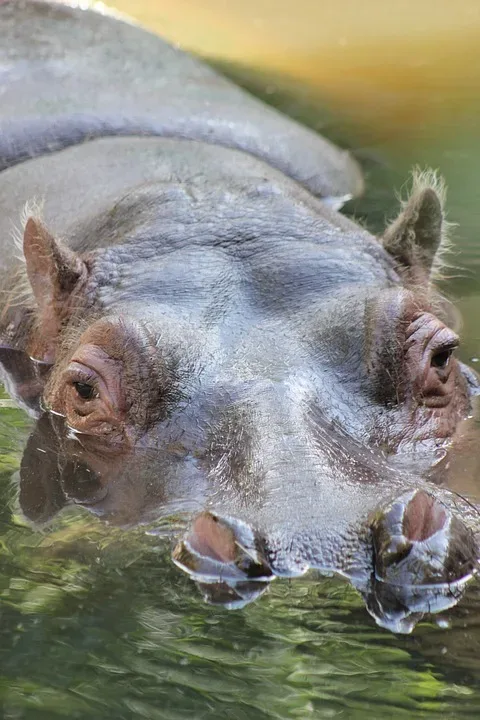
[1,0,480,632]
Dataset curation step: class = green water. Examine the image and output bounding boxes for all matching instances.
[2,419,480,720]
[1,55,480,720]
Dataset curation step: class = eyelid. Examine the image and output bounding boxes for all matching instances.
[64,362,99,386]
[405,313,459,354]
[428,329,459,355]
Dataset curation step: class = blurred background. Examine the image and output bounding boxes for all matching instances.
[109,0,480,361]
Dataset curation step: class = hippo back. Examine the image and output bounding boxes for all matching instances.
[0,0,362,200]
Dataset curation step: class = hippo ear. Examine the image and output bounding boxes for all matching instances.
[382,171,448,282]
[23,217,87,312]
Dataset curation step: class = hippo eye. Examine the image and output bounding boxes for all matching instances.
[72,381,97,400]
[429,338,458,383]
[431,347,454,370]
[404,312,461,406]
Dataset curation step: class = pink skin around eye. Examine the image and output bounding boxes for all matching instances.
[404,313,459,407]
[44,343,130,442]
[405,313,458,357]
[69,344,126,414]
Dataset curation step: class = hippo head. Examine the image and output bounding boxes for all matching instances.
[1,0,478,634]
[2,155,477,632]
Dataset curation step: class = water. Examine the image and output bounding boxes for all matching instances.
[1,2,480,718]
[2,427,480,720]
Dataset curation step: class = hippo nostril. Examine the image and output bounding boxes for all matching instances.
[402,490,448,542]
[173,512,273,584]
[372,489,478,589]
[185,512,237,565]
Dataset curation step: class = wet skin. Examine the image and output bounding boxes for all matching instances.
[1,1,480,631]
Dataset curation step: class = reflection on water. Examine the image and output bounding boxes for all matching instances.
[2,416,480,718]
[1,1,480,718]
[12,403,480,632]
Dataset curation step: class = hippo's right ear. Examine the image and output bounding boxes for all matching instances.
[23,218,88,358]
[382,170,449,284]
[24,217,87,309]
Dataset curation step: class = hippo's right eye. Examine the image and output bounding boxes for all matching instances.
[72,381,97,401]
[44,345,127,442]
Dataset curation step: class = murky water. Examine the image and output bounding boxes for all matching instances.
[1,2,480,718]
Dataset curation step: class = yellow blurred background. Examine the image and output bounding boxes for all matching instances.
[106,0,480,145]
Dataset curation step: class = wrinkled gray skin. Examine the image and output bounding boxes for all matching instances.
[1,1,480,633]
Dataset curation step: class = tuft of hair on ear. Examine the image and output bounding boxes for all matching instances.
[383,167,455,285]
[6,199,46,312]
[407,167,447,207]
[12,198,46,258]
[404,168,455,281]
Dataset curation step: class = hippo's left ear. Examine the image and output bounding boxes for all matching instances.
[382,170,449,283]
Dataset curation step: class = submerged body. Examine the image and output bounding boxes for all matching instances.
[1,0,479,631]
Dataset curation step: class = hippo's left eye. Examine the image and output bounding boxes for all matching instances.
[428,335,459,384]
[405,312,460,406]
[431,348,453,369]
[430,344,457,378]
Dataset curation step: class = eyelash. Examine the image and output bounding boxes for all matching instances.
[64,365,99,401]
